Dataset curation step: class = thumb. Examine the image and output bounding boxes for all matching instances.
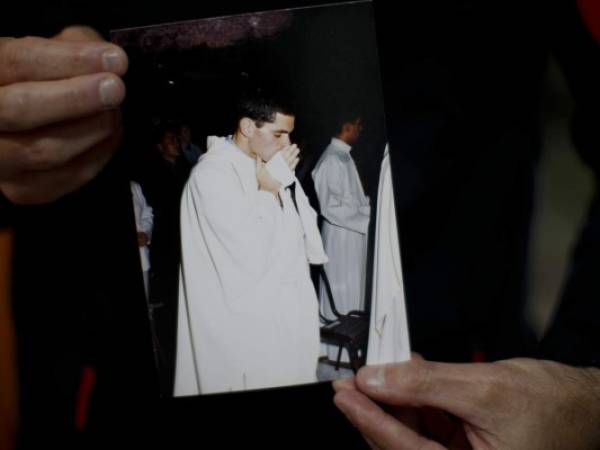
[355,359,500,424]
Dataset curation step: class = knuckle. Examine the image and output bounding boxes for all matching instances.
[20,140,57,171]
[475,363,524,423]
[0,37,39,82]
[69,45,88,70]
[0,38,22,81]
[400,360,433,396]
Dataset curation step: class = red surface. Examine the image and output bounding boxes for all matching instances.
[75,365,96,432]
[578,0,600,45]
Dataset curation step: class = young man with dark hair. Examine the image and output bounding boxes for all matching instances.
[174,92,327,395]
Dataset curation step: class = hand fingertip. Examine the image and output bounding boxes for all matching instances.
[332,376,356,392]
[99,76,125,108]
[333,390,352,415]
[357,365,386,390]
[102,46,128,75]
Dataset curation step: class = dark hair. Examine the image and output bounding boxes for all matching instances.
[234,88,294,129]
[333,107,363,135]
[152,122,180,145]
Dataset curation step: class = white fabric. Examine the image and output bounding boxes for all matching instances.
[312,138,371,362]
[130,181,153,272]
[312,137,370,317]
[175,136,326,396]
[265,151,295,187]
[366,145,411,365]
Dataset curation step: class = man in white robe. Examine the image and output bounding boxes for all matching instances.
[312,118,371,312]
[175,94,327,396]
[312,115,370,363]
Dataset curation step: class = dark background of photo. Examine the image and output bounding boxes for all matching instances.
[117,1,387,228]
[117,2,387,193]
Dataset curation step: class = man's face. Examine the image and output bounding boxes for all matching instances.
[249,112,295,162]
[159,131,181,159]
[179,126,191,143]
[346,117,363,145]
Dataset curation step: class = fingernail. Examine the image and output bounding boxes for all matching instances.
[99,77,123,108]
[360,366,385,388]
[102,48,127,73]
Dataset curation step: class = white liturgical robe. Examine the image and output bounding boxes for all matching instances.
[312,138,371,319]
[366,145,410,365]
[174,136,327,396]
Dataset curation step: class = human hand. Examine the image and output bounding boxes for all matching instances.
[0,26,128,204]
[333,357,600,450]
[256,155,281,194]
[137,232,149,247]
[280,144,300,172]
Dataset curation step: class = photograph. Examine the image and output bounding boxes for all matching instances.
[111,0,409,397]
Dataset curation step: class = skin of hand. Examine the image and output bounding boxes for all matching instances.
[0,26,128,204]
[281,144,300,172]
[256,144,301,194]
[256,155,281,194]
[333,357,600,450]
[137,231,149,247]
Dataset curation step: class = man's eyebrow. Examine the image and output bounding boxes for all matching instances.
[272,129,291,134]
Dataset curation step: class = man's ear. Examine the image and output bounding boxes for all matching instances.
[239,118,255,138]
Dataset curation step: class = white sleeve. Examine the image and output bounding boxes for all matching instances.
[137,186,154,239]
[313,156,370,234]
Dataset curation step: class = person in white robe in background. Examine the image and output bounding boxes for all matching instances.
[366,144,410,365]
[175,94,327,396]
[130,181,153,300]
[312,115,370,362]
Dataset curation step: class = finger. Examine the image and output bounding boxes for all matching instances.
[334,389,445,450]
[289,156,300,171]
[283,145,299,163]
[362,435,381,450]
[384,405,421,434]
[289,150,300,166]
[54,26,104,42]
[332,376,356,393]
[0,73,125,131]
[0,36,127,85]
[0,126,121,204]
[280,146,293,164]
[411,352,424,361]
[0,111,119,177]
[355,359,505,424]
